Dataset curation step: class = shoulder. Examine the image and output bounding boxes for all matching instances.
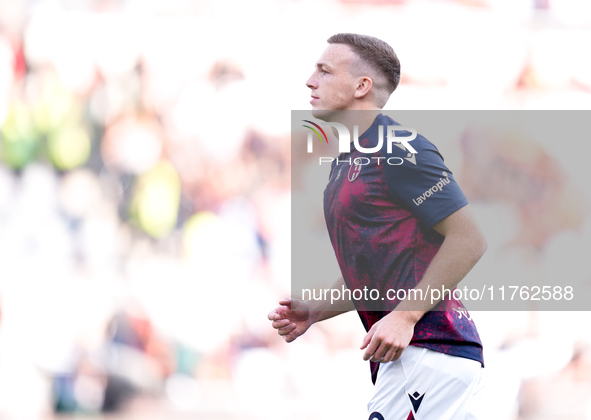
[376,117,441,160]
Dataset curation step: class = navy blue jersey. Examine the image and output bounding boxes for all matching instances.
[323,114,483,384]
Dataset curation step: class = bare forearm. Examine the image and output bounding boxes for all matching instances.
[359,206,486,363]
[395,230,487,322]
[306,277,356,324]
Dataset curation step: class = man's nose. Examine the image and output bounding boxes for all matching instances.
[306,74,317,89]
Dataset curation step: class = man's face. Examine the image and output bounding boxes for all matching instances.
[305,43,360,119]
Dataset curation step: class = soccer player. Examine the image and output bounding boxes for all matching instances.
[268,33,487,419]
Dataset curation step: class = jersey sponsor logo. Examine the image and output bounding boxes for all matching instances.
[348,159,363,181]
[412,172,451,206]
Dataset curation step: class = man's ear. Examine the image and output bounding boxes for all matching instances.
[353,76,373,99]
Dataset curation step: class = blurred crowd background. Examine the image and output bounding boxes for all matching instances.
[0,0,590,419]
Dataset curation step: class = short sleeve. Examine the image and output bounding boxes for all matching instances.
[382,135,468,228]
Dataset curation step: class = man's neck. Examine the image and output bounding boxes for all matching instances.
[344,110,381,143]
[327,110,380,145]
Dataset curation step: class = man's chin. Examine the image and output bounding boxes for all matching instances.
[311,108,341,122]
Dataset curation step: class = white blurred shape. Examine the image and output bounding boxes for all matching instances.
[572,30,591,89]
[165,373,202,412]
[170,81,248,161]
[104,118,163,175]
[58,169,102,219]
[218,196,262,268]
[240,276,280,338]
[5,163,74,260]
[511,336,573,380]
[23,4,61,67]
[120,126,162,174]
[0,35,13,123]
[266,191,291,293]
[233,348,286,410]
[0,164,15,214]
[552,0,591,26]
[18,162,59,217]
[522,90,591,110]
[0,354,51,420]
[285,342,328,399]
[80,204,123,275]
[476,350,520,420]
[51,12,96,93]
[484,0,533,20]
[530,30,575,89]
[129,257,242,353]
[93,14,141,78]
[74,374,105,412]
[325,349,374,419]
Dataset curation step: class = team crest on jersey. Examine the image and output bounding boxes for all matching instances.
[348,159,363,182]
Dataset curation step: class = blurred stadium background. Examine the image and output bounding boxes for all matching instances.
[0,0,591,419]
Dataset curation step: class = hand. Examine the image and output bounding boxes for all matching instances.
[360,311,417,363]
[267,297,313,343]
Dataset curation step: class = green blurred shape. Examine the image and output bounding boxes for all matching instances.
[182,211,224,260]
[0,102,42,169]
[32,72,80,134]
[47,125,92,170]
[130,160,181,238]
[175,344,202,376]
